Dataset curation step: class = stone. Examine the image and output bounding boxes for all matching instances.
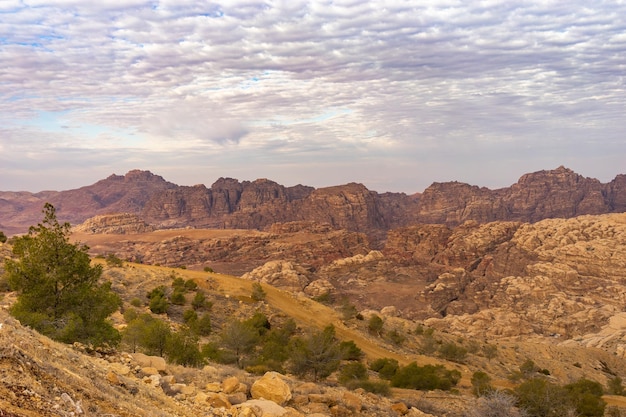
[233,399,300,417]
[391,402,409,415]
[251,372,292,406]
[106,371,120,386]
[222,376,241,394]
[132,353,167,372]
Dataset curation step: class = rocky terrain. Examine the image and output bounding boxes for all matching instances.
[2,167,625,238]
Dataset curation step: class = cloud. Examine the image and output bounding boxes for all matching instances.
[1,0,625,192]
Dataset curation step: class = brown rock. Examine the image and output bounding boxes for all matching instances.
[251,372,292,406]
[391,402,409,415]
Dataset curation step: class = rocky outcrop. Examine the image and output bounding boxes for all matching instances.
[72,213,155,234]
[416,166,624,226]
[3,166,626,236]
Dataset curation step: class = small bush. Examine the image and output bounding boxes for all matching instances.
[184,279,198,291]
[340,340,364,361]
[203,266,214,273]
[386,329,406,346]
[251,282,266,301]
[338,362,368,385]
[370,358,399,380]
[351,380,391,396]
[368,314,384,336]
[438,342,467,363]
[130,297,142,307]
[391,363,461,391]
[170,290,186,305]
[104,253,124,267]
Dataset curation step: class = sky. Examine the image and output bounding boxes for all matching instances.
[1,1,625,194]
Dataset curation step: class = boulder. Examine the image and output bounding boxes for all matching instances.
[251,372,292,406]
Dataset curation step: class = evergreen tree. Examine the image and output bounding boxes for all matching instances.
[288,325,341,381]
[5,203,121,346]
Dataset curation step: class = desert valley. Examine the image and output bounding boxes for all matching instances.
[2,166,626,417]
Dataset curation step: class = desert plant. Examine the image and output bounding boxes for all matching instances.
[369,357,399,380]
[5,203,121,346]
[0,230,7,243]
[608,376,625,396]
[340,340,364,361]
[439,342,468,363]
[220,319,260,368]
[386,329,406,346]
[338,361,368,385]
[391,363,461,391]
[471,371,494,397]
[288,325,341,381]
[191,290,211,310]
[251,282,266,301]
[464,390,528,417]
[368,314,384,336]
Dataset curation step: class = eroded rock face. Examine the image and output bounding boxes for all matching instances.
[72,213,155,234]
[416,166,621,226]
[422,213,626,339]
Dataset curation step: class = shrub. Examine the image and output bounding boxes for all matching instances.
[351,380,391,396]
[340,340,364,361]
[391,363,461,391]
[170,289,186,305]
[369,358,399,380]
[386,329,406,346]
[471,371,494,397]
[251,282,266,301]
[338,362,368,385]
[368,314,384,336]
[104,253,124,267]
[203,266,214,273]
[438,342,467,363]
[192,290,212,310]
[0,231,7,243]
[608,376,625,396]
[184,279,198,291]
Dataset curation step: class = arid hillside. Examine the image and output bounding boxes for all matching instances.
[2,254,626,417]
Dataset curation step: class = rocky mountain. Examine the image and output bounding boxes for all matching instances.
[1,166,625,237]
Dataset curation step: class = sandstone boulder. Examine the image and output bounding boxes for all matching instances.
[251,372,292,406]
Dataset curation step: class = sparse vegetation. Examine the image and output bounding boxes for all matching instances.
[0,230,7,243]
[391,362,461,391]
[250,282,266,301]
[5,203,121,347]
[288,324,342,381]
[368,314,384,336]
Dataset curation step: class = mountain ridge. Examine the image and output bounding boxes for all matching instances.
[1,166,625,236]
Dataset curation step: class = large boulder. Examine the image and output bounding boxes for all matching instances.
[251,372,292,406]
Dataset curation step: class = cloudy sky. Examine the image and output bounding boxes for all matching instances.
[1,1,625,193]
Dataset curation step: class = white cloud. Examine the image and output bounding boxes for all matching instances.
[1,0,625,192]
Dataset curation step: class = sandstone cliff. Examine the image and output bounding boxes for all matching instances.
[416,166,625,226]
[2,166,625,237]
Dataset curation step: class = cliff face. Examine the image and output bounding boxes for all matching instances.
[416,166,621,226]
[1,166,625,236]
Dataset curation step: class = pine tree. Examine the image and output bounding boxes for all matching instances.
[5,203,121,346]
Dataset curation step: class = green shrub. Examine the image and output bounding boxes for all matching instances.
[184,279,198,291]
[340,340,364,361]
[349,380,391,396]
[470,371,493,397]
[104,253,124,267]
[391,363,461,391]
[438,342,467,363]
[192,290,212,310]
[368,314,384,336]
[170,289,186,305]
[370,358,399,380]
[338,362,368,385]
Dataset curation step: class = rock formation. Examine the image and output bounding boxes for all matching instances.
[3,166,624,237]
